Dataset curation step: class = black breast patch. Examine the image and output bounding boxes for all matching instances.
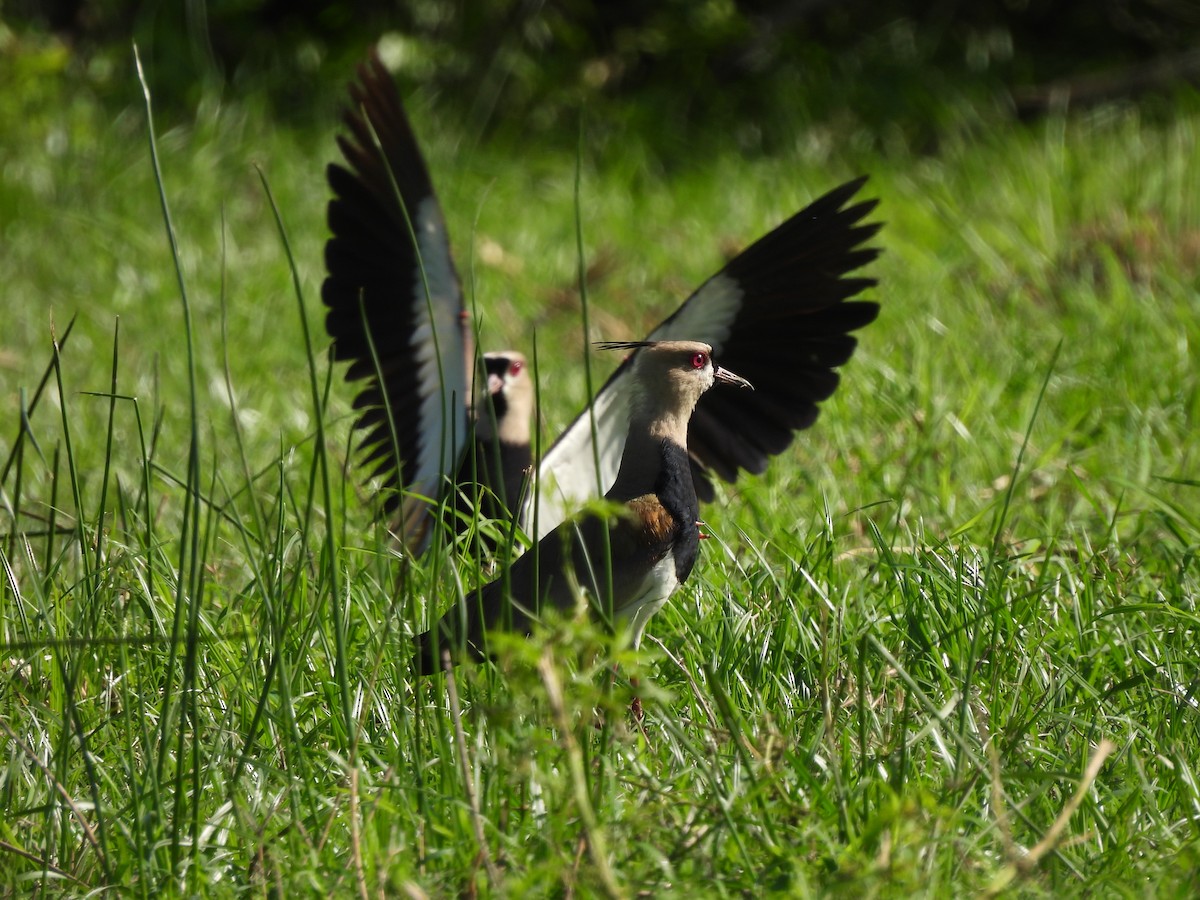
[654,439,701,582]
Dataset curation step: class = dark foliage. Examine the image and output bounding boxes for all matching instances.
[8,0,1200,151]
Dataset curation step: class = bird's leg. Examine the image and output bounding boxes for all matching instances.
[603,663,645,724]
[629,675,643,722]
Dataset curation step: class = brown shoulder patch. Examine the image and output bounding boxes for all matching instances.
[627,494,677,546]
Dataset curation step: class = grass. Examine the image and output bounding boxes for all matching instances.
[1,51,1199,896]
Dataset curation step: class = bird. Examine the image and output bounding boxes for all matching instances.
[322,52,881,552]
[411,340,752,674]
[451,350,533,545]
[322,55,533,550]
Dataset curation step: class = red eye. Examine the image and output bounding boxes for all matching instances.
[509,360,523,377]
[691,352,707,370]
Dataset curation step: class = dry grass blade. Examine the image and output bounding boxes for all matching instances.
[444,658,501,888]
[985,739,1118,896]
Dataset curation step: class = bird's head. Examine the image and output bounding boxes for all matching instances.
[476,351,532,444]
[598,340,752,437]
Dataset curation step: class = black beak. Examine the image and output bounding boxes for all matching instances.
[714,365,753,390]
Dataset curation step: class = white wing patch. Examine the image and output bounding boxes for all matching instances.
[647,272,742,354]
[523,380,630,541]
[410,196,468,514]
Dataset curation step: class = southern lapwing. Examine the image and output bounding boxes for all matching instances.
[322,55,531,548]
[323,53,881,549]
[411,340,751,674]
[322,52,470,546]
[453,351,533,533]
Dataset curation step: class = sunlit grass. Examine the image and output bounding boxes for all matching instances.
[1,62,1198,895]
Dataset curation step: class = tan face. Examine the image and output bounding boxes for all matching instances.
[633,340,752,412]
[483,351,528,398]
[660,342,717,401]
[478,350,533,443]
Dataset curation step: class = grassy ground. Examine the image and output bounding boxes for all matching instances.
[2,53,1199,896]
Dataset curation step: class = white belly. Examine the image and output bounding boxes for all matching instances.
[619,554,679,648]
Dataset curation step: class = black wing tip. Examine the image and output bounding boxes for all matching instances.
[351,47,395,96]
[812,177,882,239]
[816,175,872,211]
[833,173,870,197]
[850,300,881,328]
[854,221,885,244]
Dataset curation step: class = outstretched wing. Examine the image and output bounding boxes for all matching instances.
[526,177,881,538]
[322,53,473,545]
